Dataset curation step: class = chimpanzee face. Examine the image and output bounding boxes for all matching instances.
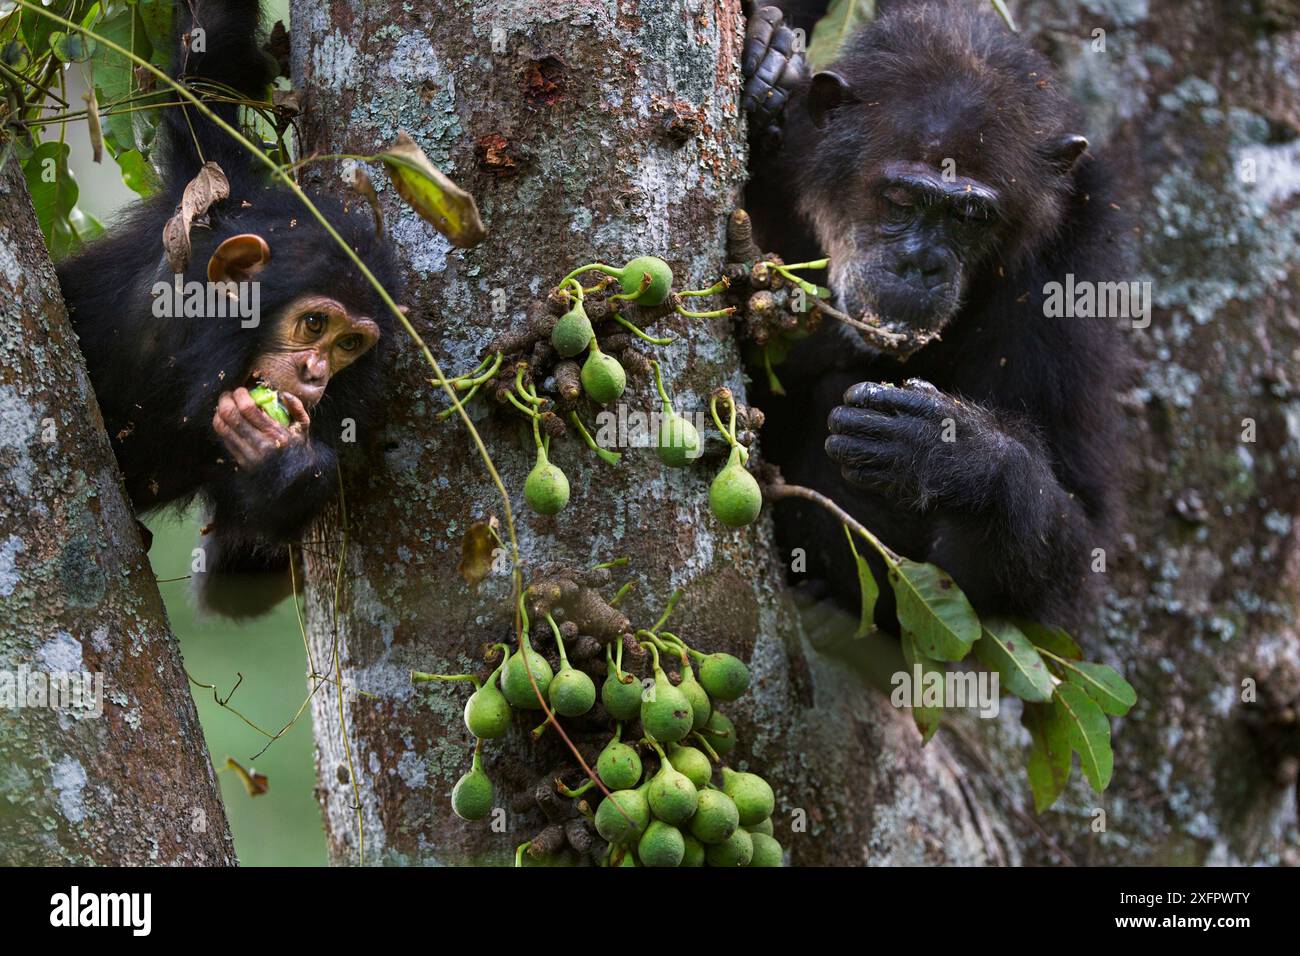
[250,296,380,409]
[812,158,1003,338]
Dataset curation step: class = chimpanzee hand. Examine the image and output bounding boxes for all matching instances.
[742,5,806,136]
[212,387,310,471]
[825,380,1026,512]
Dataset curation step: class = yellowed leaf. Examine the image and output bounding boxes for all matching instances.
[378,131,486,248]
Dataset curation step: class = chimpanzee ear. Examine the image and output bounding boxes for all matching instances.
[208,233,271,283]
[808,71,856,129]
[1043,134,1089,173]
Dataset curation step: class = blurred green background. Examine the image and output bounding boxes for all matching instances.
[147,511,327,866]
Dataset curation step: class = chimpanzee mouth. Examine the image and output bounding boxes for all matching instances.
[831,285,951,361]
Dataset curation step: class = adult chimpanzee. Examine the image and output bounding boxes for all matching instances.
[58,0,400,617]
[741,0,1131,630]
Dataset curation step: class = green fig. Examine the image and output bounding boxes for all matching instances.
[617,255,673,306]
[698,652,750,702]
[647,755,699,825]
[667,743,712,790]
[451,752,493,821]
[463,679,511,739]
[747,816,774,837]
[641,664,693,743]
[637,819,685,868]
[688,787,740,845]
[500,643,553,710]
[594,788,650,845]
[704,827,753,867]
[722,767,775,826]
[602,669,643,722]
[524,444,569,516]
[656,409,701,468]
[549,664,596,716]
[749,832,784,867]
[581,344,626,404]
[597,737,642,791]
[710,444,762,528]
[674,660,712,728]
[698,709,736,757]
[551,302,594,358]
[680,833,706,868]
[248,385,290,426]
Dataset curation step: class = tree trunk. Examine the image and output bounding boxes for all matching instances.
[291,0,1005,865]
[0,162,235,865]
[946,0,1300,866]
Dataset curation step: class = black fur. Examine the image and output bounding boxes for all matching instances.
[57,0,400,616]
[744,0,1131,630]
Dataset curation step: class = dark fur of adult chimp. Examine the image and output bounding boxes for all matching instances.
[741,0,1132,632]
[57,0,401,617]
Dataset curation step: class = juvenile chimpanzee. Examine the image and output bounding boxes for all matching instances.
[741,0,1131,630]
[58,0,400,617]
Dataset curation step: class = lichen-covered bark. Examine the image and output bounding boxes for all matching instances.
[291,0,1003,865]
[954,0,1300,865]
[0,163,235,865]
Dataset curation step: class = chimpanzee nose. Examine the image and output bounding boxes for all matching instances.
[898,249,948,289]
[301,352,329,383]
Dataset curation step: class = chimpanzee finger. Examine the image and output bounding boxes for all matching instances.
[281,392,311,429]
[843,382,948,420]
[212,412,255,469]
[827,405,895,439]
[743,6,784,78]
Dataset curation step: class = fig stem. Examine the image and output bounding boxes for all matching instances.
[677,277,730,297]
[546,612,570,666]
[674,301,736,319]
[710,391,740,450]
[557,263,621,293]
[611,313,674,345]
[514,364,545,406]
[569,410,622,466]
[514,842,531,867]
[609,581,634,606]
[506,389,539,419]
[557,778,596,799]
[640,641,662,671]
[763,343,786,396]
[691,731,722,764]
[592,555,630,570]
[411,671,481,690]
[651,589,682,633]
[650,359,674,407]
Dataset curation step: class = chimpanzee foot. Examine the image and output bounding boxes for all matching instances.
[742,5,807,136]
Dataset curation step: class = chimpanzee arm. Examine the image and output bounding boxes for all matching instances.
[207,439,339,544]
[826,380,1111,626]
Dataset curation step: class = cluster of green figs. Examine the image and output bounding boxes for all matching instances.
[439,627,782,867]
[524,255,763,531]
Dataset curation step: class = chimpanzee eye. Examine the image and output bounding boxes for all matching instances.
[338,334,362,353]
[302,313,326,335]
[883,186,914,209]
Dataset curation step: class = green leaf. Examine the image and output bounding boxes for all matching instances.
[1017,620,1083,661]
[137,0,173,70]
[900,631,942,744]
[23,141,78,250]
[1062,660,1136,717]
[1053,683,1113,793]
[92,6,155,158]
[974,618,1054,702]
[1022,701,1071,812]
[115,147,160,196]
[2,39,31,72]
[888,558,980,662]
[50,30,96,63]
[378,131,486,248]
[843,525,878,639]
[806,0,876,71]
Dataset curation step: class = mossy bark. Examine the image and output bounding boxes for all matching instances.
[0,162,235,865]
